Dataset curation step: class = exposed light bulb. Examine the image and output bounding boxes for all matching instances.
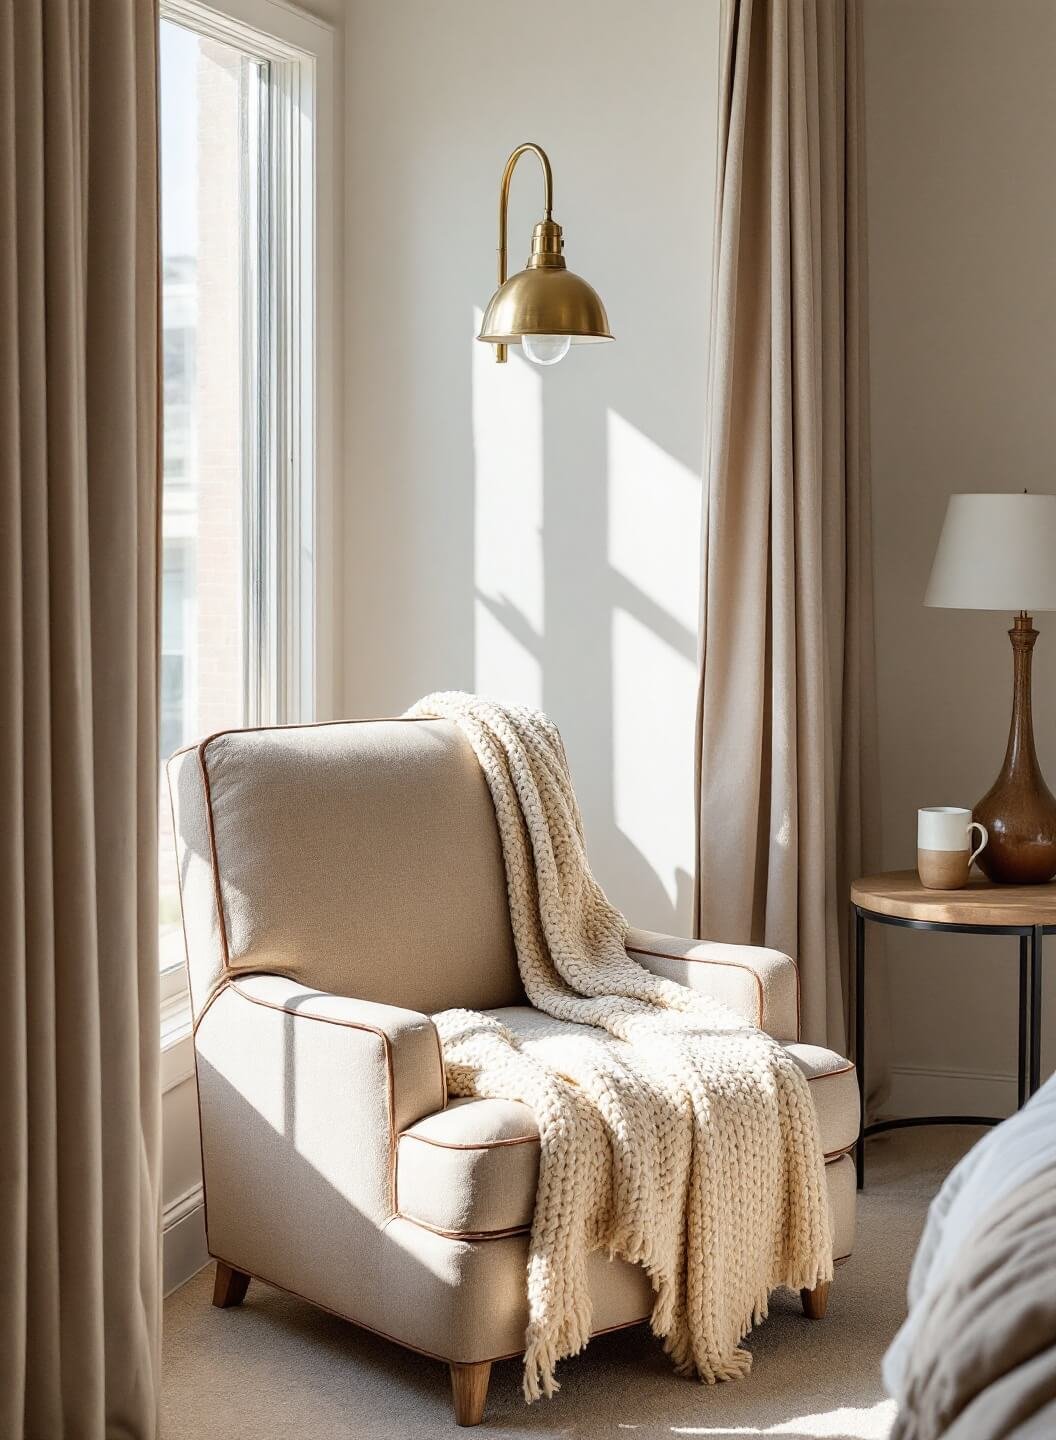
[522,334,571,366]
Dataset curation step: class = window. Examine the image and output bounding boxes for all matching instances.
[157,0,333,1014]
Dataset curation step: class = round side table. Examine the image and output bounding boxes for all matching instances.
[851,871,1054,1188]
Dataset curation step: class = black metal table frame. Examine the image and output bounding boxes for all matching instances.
[853,904,1048,1189]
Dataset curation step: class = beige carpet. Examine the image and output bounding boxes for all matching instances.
[163,1128,973,1439]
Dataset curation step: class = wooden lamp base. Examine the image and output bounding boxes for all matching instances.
[974,614,1056,885]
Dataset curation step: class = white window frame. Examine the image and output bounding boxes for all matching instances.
[159,0,336,1034]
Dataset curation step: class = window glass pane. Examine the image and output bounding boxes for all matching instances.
[158,19,263,974]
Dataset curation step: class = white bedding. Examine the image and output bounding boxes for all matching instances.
[883,1073,1056,1402]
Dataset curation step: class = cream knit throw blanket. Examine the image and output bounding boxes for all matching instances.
[406,693,832,1400]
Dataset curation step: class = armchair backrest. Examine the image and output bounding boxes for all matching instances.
[167,718,523,1018]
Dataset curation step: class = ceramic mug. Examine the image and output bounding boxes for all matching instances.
[917,807,988,890]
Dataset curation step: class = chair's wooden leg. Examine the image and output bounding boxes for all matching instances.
[801,1280,831,1320]
[212,1261,250,1309]
[449,1360,492,1427]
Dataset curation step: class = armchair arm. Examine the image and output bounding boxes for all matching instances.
[627,926,799,1042]
[194,974,446,1238]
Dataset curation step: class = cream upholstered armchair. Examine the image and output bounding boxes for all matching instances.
[168,718,859,1426]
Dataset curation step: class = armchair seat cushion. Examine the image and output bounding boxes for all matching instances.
[396,1008,858,1240]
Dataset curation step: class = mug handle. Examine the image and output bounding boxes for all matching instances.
[968,821,988,868]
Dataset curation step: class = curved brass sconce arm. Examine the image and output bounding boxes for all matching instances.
[494,143,554,363]
[478,141,609,367]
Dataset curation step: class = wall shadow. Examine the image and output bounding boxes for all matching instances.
[342,0,719,940]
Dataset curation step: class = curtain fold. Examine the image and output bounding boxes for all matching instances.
[0,2,162,1434]
[695,0,880,1063]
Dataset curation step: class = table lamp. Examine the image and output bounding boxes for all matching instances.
[925,492,1056,884]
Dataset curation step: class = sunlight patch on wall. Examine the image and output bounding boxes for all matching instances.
[612,607,696,908]
[607,409,701,634]
[472,306,544,707]
[474,604,543,709]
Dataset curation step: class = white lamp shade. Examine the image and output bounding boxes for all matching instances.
[925,493,1056,613]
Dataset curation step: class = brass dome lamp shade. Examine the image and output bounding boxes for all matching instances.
[478,142,613,365]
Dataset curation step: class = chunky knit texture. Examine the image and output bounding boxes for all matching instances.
[406,693,833,1400]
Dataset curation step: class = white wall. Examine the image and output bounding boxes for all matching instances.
[343,0,720,934]
[865,0,1056,1111]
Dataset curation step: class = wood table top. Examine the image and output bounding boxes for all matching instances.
[852,870,1056,927]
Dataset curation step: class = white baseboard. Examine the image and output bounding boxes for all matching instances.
[886,1064,1019,1121]
[163,1184,208,1297]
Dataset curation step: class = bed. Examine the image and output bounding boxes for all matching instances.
[883,1074,1056,1438]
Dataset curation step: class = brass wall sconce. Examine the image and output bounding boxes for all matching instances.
[477,142,613,366]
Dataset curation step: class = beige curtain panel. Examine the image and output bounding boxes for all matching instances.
[695,0,880,1059]
[0,2,162,1435]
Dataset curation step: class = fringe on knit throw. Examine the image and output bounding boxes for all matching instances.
[405,693,833,1401]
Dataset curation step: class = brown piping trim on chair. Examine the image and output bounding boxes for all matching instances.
[208,1251,484,1364]
[631,944,801,1048]
[191,977,230,1038]
[803,1061,856,1082]
[166,754,218,1257]
[191,1031,213,1257]
[628,941,804,1043]
[207,1246,856,1368]
[785,954,803,1043]
[192,717,458,1104]
[196,714,439,748]
[194,716,447,979]
[197,739,232,973]
[188,721,838,1298]
[824,1143,856,1163]
[808,1063,858,1161]
[433,1026,449,1111]
[224,978,446,1217]
[193,719,448,1213]
[206,1250,651,1367]
[394,1132,853,1237]
[394,1211,531,1243]
[228,979,397,1211]
[399,1129,540,1152]
[165,769,195,983]
[166,738,200,764]
[166,747,229,1034]
[174,843,215,1260]
[626,944,766,1030]
[394,1132,538,1236]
